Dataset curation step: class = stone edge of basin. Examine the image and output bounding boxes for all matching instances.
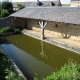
[0,45,27,80]
[22,30,80,54]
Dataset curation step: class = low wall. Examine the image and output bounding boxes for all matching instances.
[0,17,11,28]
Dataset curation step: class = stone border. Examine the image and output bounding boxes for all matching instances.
[0,32,14,36]
[22,30,80,54]
[0,45,27,80]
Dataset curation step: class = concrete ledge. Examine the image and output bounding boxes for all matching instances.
[0,32,14,36]
[0,45,27,80]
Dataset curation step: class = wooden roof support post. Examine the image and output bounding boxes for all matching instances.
[39,21,47,40]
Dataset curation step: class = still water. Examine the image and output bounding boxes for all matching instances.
[1,34,80,80]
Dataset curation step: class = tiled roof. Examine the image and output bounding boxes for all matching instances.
[10,7,80,25]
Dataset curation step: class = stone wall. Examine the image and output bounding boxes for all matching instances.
[11,17,28,29]
[70,2,80,7]
[26,19,80,42]
[0,17,11,28]
[27,19,41,32]
[13,18,80,42]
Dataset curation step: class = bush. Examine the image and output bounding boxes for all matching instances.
[0,9,9,18]
[14,28,21,34]
[0,1,14,17]
[0,51,24,80]
[44,60,80,80]
[34,60,80,80]
[0,26,21,34]
[5,69,24,80]
[1,1,13,10]
[0,26,13,33]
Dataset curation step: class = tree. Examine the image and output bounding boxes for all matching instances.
[1,1,13,10]
[1,1,14,14]
[17,3,25,10]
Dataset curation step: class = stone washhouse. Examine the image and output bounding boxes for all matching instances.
[10,7,80,41]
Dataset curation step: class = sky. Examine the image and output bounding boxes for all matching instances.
[0,0,71,4]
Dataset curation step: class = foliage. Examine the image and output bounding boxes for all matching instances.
[45,60,80,80]
[0,9,9,18]
[0,26,13,33]
[14,28,21,34]
[5,69,23,80]
[0,4,1,10]
[0,26,21,34]
[17,3,25,10]
[0,1,14,18]
[1,1,13,10]
[34,60,80,80]
[0,51,24,80]
[0,51,12,80]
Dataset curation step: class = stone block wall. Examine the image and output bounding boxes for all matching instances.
[11,18,80,42]
[0,17,11,28]
[70,2,80,7]
[11,17,27,28]
[27,19,80,42]
[27,19,41,32]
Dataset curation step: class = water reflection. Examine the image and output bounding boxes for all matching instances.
[40,41,47,58]
[2,34,80,72]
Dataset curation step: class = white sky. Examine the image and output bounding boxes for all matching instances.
[0,0,71,4]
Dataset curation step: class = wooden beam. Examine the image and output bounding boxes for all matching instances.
[39,21,47,40]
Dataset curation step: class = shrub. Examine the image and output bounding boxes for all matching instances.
[0,26,12,33]
[0,51,24,80]
[0,9,9,18]
[14,28,21,34]
[34,60,80,80]
[0,1,14,16]
[1,1,13,10]
[5,69,23,80]
[44,60,80,80]
[0,26,21,34]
